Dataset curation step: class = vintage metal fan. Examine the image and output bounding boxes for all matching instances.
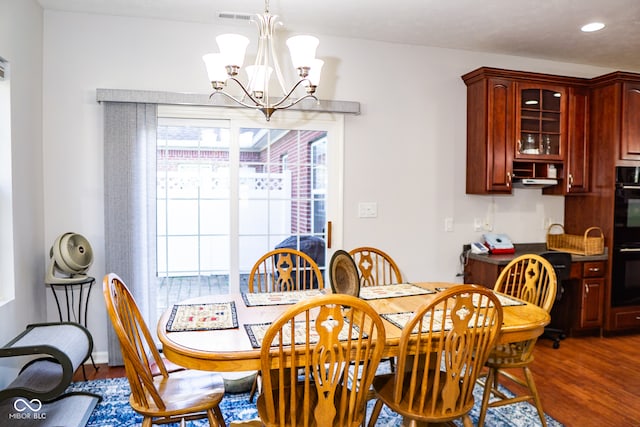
[45,232,94,284]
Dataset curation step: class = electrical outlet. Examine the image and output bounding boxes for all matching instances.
[474,218,483,232]
[445,217,454,232]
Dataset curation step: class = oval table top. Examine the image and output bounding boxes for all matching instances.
[157,282,550,372]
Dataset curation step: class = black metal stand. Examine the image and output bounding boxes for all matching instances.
[47,277,99,379]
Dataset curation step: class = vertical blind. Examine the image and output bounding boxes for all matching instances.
[103,102,157,365]
[0,57,7,80]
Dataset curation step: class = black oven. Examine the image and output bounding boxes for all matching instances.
[612,167,640,306]
[611,245,640,306]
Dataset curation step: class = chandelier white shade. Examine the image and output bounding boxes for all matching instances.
[203,1,323,121]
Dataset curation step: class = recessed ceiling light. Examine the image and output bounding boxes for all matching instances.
[581,22,605,32]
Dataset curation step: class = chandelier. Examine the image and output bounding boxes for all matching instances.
[203,0,323,121]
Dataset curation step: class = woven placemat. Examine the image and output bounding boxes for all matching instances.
[359,283,435,300]
[241,289,325,306]
[244,319,361,348]
[433,288,526,307]
[484,292,526,307]
[382,310,489,333]
[382,311,451,333]
[166,301,238,332]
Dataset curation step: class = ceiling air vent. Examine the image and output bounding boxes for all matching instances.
[218,12,252,21]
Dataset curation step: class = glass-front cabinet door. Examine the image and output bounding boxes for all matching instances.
[515,83,567,160]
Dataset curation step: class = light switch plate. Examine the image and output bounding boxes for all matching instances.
[358,202,377,218]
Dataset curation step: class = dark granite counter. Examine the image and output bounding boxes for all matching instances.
[466,242,608,266]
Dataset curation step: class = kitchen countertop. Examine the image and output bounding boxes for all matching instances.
[466,242,608,265]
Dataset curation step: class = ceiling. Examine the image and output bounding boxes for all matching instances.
[37,0,640,72]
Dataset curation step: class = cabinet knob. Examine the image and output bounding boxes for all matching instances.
[584,283,589,294]
[589,267,600,272]
[568,173,574,190]
[507,172,511,188]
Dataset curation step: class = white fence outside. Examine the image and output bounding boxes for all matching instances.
[157,168,291,276]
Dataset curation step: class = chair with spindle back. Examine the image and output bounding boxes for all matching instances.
[349,246,402,372]
[248,248,325,293]
[257,294,386,427]
[368,285,503,427]
[349,246,402,288]
[103,273,226,427]
[247,248,325,402]
[477,254,557,427]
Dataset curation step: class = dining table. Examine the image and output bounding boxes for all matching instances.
[157,282,550,373]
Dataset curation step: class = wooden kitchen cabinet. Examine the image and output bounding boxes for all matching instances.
[576,261,605,330]
[611,308,640,329]
[515,83,566,161]
[535,260,604,335]
[565,71,640,334]
[462,68,640,335]
[620,81,640,160]
[566,87,590,194]
[463,256,503,289]
[462,67,588,195]
[588,72,640,163]
[544,86,590,195]
[463,74,514,194]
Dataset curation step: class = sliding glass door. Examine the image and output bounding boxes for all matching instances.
[155,107,343,319]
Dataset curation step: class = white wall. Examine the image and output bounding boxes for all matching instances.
[0,0,44,385]
[40,10,617,362]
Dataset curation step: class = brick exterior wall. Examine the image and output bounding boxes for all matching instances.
[260,130,325,234]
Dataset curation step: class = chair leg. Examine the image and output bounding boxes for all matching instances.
[248,378,256,402]
[210,406,226,427]
[542,328,565,349]
[478,367,496,427]
[367,399,383,427]
[249,373,261,402]
[523,366,548,427]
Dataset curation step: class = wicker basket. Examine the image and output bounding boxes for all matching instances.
[546,224,604,255]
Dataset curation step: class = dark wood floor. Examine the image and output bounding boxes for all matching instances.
[510,333,640,427]
[76,333,640,426]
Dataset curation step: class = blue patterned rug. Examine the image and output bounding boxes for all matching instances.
[65,375,563,426]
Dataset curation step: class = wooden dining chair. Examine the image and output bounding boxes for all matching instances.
[349,246,401,372]
[103,273,226,427]
[349,246,402,287]
[247,248,325,402]
[257,294,386,427]
[477,254,557,427]
[248,248,325,293]
[329,249,360,296]
[368,285,503,427]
